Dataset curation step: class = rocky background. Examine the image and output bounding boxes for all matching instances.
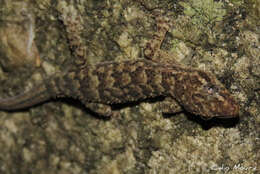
[0,0,259,173]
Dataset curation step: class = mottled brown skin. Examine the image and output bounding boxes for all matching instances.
[0,9,239,119]
[0,59,239,119]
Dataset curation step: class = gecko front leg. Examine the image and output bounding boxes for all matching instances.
[144,14,182,66]
[84,103,114,117]
[157,97,182,114]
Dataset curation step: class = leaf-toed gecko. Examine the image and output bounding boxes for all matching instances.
[0,11,239,120]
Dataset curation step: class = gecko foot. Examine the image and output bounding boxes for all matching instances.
[158,97,183,114]
[84,102,113,117]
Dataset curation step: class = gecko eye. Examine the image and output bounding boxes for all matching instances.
[203,84,219,95]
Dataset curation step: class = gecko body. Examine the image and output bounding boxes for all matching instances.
[0,9,239,119]
[0,59,239,119]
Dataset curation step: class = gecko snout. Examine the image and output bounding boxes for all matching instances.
[218,94,239,118]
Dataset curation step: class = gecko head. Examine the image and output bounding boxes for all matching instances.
[174,70,239,119]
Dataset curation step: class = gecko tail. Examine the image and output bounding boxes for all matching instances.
[0,85,51,111]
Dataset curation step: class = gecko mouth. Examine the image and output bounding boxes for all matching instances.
[216,106,239,118]
[217,114,238,119]
[223,100,240,118]
[200,116,212,120]
[200,113,238,120]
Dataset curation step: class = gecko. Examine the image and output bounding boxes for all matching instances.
[0,10,239,119]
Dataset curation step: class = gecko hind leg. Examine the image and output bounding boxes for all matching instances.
[84,102,114,117]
